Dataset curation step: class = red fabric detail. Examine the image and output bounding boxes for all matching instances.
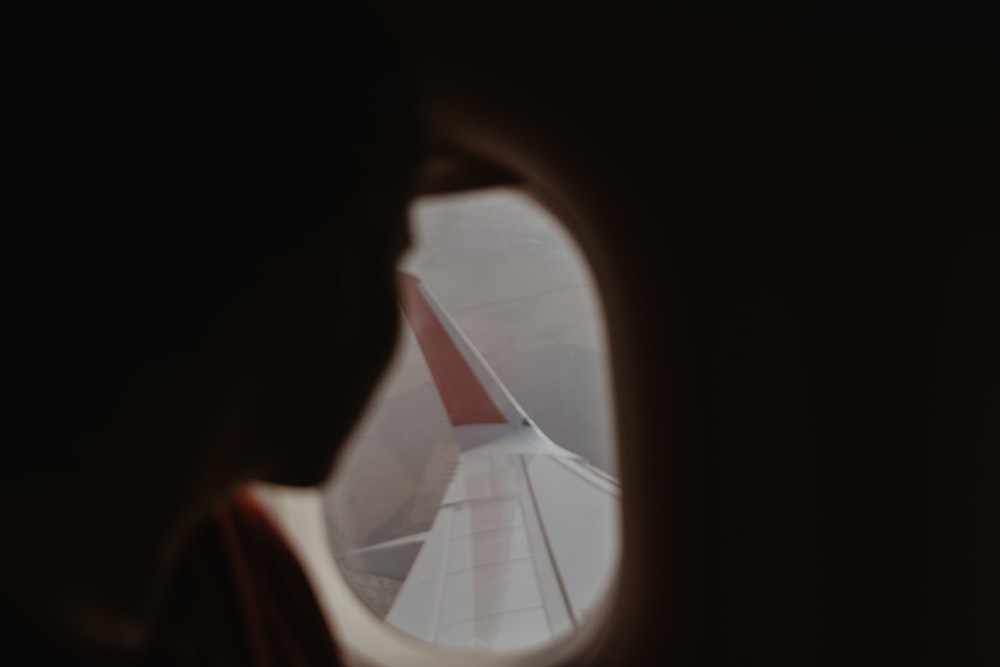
[214,493,276,666]
[397,272,506,426]
[147,491,343,666]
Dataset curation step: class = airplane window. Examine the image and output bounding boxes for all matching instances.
[322,188,619,653]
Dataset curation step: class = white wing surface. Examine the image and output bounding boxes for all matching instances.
[344,273,620,652]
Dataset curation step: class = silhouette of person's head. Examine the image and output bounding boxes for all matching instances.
[3,4,421,652]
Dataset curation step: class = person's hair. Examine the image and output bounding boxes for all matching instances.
[6,4,419,490]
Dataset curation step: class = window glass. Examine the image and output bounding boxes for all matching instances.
[323,188,618,652]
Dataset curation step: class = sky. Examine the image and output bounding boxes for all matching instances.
[321,187,615,623]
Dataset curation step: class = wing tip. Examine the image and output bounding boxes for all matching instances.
[397,271,508,427]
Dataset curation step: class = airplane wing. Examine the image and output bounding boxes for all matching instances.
[343,272,620,652]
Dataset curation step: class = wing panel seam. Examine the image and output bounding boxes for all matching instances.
[434,603,549,630]
[428,507,455,643]
[519,454,577,628]
[445,555,534,578]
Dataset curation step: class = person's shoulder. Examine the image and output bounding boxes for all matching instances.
[148,489,343,665]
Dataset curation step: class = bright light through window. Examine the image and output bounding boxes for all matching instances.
[323,188,618,653]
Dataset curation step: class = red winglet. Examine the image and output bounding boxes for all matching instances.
[397,273,506,426]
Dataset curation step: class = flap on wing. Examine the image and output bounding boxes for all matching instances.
[342,531,429,580]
